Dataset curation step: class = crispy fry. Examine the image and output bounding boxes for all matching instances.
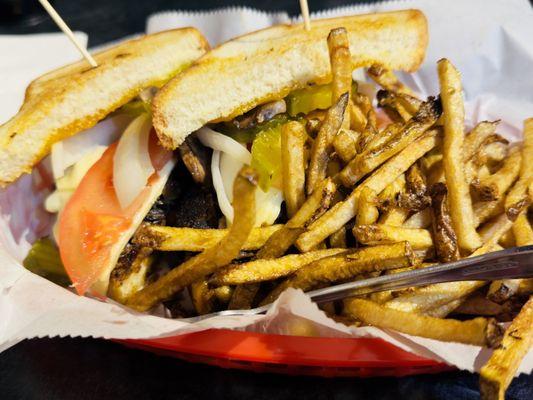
[259,178,336,259]
[498,229,515,248]
[190,280,215,315]
[380,208,410,226]
[488,280,522,305]
[397,162,431,212]
[472,148,521,201]
[454,293,509,317]
[262,242,416,305]
[513,212,533,246]
[376,90,421,122]
[517,279,533,297]
[350,101,368,132]
[340,98,441,187]
[228,283,260,310]
[479,214,515,247]
[213,285,233,304]
[480,296,533,400]
[463,121,499,160]
[438,58,482,251]
[333,129,358,163]
[179,139,207,183]
[134,224,282,252]
[344,298,502,347]
[328,28,352,131]
[403,208,432,229]
[353,224,433,250]
[429,182,460,262]
[211,248,345,286]
[505,119,533,218]
[356,187,379,225]
[126,166,258,311]
[281,121,307,217]
[307,93,349,194]
[297,130,440,252]
[329,226,347,248]
[367,65,415,96]
[474,199,505,228]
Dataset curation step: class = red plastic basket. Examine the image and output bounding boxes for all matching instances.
[120,329,454,377]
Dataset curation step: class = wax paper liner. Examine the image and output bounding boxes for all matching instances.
[1,0,533,373]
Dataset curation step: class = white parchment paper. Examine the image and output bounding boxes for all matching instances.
[1,0,533,373]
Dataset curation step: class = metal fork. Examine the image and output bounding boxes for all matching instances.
[184,245,533,323]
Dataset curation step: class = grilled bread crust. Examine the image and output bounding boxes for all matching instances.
[0,28,209,186]
[153,10,428,149]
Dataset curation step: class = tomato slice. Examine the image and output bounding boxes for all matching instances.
[58,130,172,295]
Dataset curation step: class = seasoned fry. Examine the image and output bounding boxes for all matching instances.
[211,248,345,286]
[480,296,533,400]
[438,58,482,251]
[228,283,260,310]
[190,280,215,315]
[353,224,433,250]
[329,226,347,248]
[333,129,358,163]
[463,121,499,160]
[307,93,349,194]
[474,199,505,228]
[259,178,336,259]
[367,64,415,96]
[134,224,282,252]
[281,121,307,217]
[328,27,352,131]
[344,298,502,347]
[429,182,460,262]
[505,118,533,217]
[126,166,258,311]
[262,242,416,305]
[297,131,440,252]
[340,98,441,187]
[403,208,432,229]
[356,187,379,225]
[472,148,521,201]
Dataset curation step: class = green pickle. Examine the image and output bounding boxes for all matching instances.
[251,122,283,191]
[286,83,333,116]
[23,238,70,287]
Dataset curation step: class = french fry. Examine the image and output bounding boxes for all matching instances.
[329,226,347,248]
[127,166,258,311]
[356,187,379,225]
[487,280,522,305]
[281,121,307,217]
[513,212,533,246]
[211,248,345,286]
[474,198,505,228]
[438,58,482,252]
[213,285,233,304]
[517,279,533,297]
[505,119,533,218]
[498,229,515,248]
[228,283,260,310]
[333,129,358,163]
[190,280,215,315]
[262,242,416,305]
[367,64,415,96]
[479,214,514,247]
[403,208,432,229]
[258,178,336,259]
[463,121,499,160]
[480,296,533,400]
[454,293,509,317]
[339,98,441,187]
[429,182,460,262]
[350,101,368,133]
[134,224,282,252]
[472,148,521,201]
[397,162,431,212]
[344,298,502,347]
[328,27,352,131]
[353,224,433,250]
[376,90,421,122]
[380,208,410,226]
[296,130,440,252]
[307,93,349,194]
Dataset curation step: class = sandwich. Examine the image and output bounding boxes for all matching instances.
[9,10,428,303]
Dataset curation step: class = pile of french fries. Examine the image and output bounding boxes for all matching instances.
[124,28,532,398]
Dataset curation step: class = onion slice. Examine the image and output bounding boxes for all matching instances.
[211,150,234,222]
[113,114,154,209]
[196,127,251,164]
[51,114,131,180]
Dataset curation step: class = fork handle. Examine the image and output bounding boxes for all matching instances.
[307,245,533,304]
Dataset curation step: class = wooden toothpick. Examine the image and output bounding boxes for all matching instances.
[37,0,98,67]
[299,0,311,31]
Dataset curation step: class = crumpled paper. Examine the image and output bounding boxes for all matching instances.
[1,0,533,373]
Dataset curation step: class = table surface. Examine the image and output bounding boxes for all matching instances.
[1,0,532,399]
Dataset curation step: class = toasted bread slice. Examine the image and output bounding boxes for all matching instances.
[153,10,428,149]
[0,28,209,186]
